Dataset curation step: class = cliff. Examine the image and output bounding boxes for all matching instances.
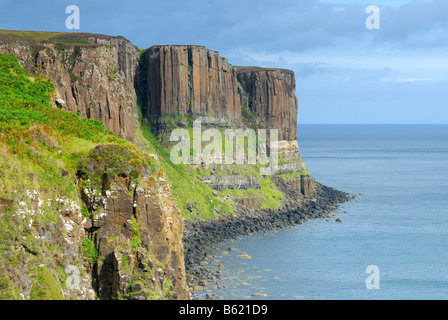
[0,31,139,141]
[143,45,241,122]
[140,45,298,142]
[236,66,298,141]
[79,155,190,300]
[0,30,351,300]
[138,44,310,206]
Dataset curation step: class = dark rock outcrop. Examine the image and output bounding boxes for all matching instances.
[82,173,191,300]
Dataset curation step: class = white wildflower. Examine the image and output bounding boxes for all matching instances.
[64,220,75,233]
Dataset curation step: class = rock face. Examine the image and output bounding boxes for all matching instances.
[142,45,241,124]
[82,173,190,300]
[139,44,310,199]
[237,67,298,141]
[0,188,96,300]
[198,175,261,191]
[140,46,298,144]
[0,34,139,141]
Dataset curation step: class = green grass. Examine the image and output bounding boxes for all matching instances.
[140,124,288,216]
[218,175,285,210]
[240,104,257,130]
[29,266,63,300]
[129,216,142,251]
[0,54,124,200]
[52,39,89,44]
[82,238,99,264]
[276,169,311,181]
[76,143,152,193]
[0,30,65,41]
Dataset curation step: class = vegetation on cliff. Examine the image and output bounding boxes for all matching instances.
[138,118,297,219]
[0,29,114,45]
[0,54,176,300]
[76,143,152,194]
[140,125,236,220]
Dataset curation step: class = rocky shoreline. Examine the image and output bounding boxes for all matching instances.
[182,182,354,299]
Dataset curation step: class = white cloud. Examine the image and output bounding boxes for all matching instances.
[392,78,441,83]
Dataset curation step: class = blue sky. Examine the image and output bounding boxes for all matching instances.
[0,0,446,124]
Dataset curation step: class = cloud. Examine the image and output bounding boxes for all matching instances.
[391,77,441,83]
[375,0,448,48]
[116,0,447,67]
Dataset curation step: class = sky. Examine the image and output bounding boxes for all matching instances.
[0,0,446,124]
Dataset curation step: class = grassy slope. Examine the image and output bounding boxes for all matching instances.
[0,54,149,299]
[0,54,125,199]
[0,30,65,41]
[234,65,293,75]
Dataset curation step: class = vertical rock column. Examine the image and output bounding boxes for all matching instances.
[144,45,241,124]
[83,174,190,300]
[237,68,298,141]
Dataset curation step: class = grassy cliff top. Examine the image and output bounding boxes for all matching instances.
[0,29,126,45]
[234,65,294,75]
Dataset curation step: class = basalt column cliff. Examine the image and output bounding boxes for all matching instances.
[143,45,241,123]
[140,45,312,200]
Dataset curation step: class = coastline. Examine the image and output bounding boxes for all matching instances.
[183,182,354,298]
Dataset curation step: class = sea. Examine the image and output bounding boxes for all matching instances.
[197,124,448,300]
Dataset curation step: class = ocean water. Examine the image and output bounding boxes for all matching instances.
[200,124,448,300]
